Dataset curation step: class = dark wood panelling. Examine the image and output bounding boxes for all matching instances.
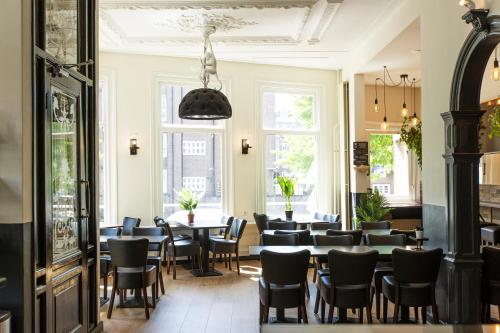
[54,276,82,333]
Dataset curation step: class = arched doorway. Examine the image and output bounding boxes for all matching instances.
[442,9,500,324]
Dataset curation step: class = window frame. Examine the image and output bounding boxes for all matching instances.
[98,69,118,226]
[256,81,326,215]
[152,74,233,218]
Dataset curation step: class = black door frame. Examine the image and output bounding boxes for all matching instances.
[441,9,500,323]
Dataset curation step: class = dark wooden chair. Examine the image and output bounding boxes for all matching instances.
[268,221,297,230]
[164,222,201,280]
[318,249,378,323]
[360,221,391,230]
[314,212,327,220]
[382,248,443,323]
[260,233,299,246]
[390,229,417,245]
[153,216,192,241]
[259,249,311,324]
[253,213,269,234]
[326,214,341,223]
[209,218,247,275]
[366,234,407,320]
[274,230,311,245]
[132,227,166,298]
[107,238,157,319]
[326,229,363,245]
[210,215,234,240]
[481,246,500,322]
[312,235,354,314]
[122,216,141,235]
[99,227,121,301]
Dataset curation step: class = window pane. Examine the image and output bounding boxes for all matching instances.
[160,83,220,127]
[98,79,106,223]
[369,134,410,198]
[162,132,222,218]
[262,92,315,130]
[265,134,317,216]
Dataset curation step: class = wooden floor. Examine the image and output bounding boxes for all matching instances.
[99,260,498,333]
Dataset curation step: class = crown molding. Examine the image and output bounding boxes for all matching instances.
[99,0,319,10]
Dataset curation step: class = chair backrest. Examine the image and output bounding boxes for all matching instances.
[390,229,417,245]
[327,214,341,223]
[392,248,443,283]
[313,234,353,246]
[482,246,500,281]
[163,222,176,246]
[132,227,165,252]
[314,212,327,220]
[153,216,166,227]
[326,229,363,245]
[268,221,297,230]
[328,249,378,285]
[253,213,269,234]
[230,218,247,241]
[366,234,406,246]
[261,249,311,285]
[122,217,141,235]
[108,238,149,268]
[274,230,311,245]
[220,215,235,237]
[100,227,121,236]
[360,221,391,230]
[260,233,299,246]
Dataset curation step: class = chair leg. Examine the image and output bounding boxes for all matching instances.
[212,252,216,271]
[103,274,108,300]
[383,296,388,323]
[263,305,270,324]
[173,256,177,280]
[259,301,263,325]
[414,307,419,322]
[106,278,117,319]
[313,266,317,283]
[142,286,150,319]
[166,255,171,274]
[431,303,439,324]
[224,254,228,268]
[298,307,302,323]
[119,290,124,307]
[393,303,399,323]
[159,270,165,295]
[314,288,320,314]
[421,306,427,324]
[372,288,380,320]
[152,284,156,308]
[305,281,310,298]
[228,253,232,271]
[301,305,308,324]
[366,289,373,324]
[359,308,364,324]
[320,298,326,323]
[328,293,335,324]
[236,249,241,275]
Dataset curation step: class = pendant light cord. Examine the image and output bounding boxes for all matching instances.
[383,68,387,120]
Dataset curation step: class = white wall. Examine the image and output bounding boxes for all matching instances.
[0,0,31,223]
[100,52,340,225]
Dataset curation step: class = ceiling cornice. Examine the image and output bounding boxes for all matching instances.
[99,0,320,10]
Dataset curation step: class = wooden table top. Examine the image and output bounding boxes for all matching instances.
[99,235,168,244]
[270,216,325,224]
[173,219,229,230]
[263,229,391,236]
[249,245,416,257]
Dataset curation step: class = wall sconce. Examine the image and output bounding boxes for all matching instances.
[241,139,252,154]
[130,138,140,155]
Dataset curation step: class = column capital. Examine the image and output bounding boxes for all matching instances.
[441,110,485,156]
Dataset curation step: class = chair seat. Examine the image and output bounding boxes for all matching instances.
[481,226,500,244]
[116,265,156,288]
[210,239,237,253]
[319,275,369,308]
[168,240,200,257]
[259,277,302,309]
[173,234,192,241]
[372,266,394,290]
[483,280,500,305]
[382,275,433,307]
[147,256,162,266]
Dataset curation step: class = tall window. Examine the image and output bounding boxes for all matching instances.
[369,133,410,200]
[98,72,117,224]
[261,87,319,217]
[157,81,225,219]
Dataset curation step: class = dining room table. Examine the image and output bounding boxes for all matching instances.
[250,244,422,323]
[99,234,168,308]
[262,229,391,237]
[169,218,230,277]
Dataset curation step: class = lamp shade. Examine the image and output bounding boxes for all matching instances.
[179,88,232,120]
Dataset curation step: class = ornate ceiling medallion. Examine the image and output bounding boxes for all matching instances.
[157,13,258,33]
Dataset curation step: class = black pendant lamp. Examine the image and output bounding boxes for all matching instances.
[179,27,232,120]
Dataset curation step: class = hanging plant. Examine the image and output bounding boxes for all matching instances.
[488,105,500,140]
[400,116,422,168]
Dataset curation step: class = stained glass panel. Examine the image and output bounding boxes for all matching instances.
[46,0,78,64]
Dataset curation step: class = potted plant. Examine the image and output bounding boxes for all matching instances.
[276,175,297,220]
[177,189,198,224]
[355,189,392,228]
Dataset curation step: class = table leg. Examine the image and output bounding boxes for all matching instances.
[191,228,223,277]
[400,306,410,322]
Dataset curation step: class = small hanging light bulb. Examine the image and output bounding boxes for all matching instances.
[401,103,408,117]
[380,116,388,130]
[374,98,379,112]
[411,113,420,127]
[493,48,500,81]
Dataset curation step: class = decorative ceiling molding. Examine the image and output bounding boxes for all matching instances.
[156,13,258,33]
[307,1,342,45]
[126,36,299,45]
[99,0,320,10]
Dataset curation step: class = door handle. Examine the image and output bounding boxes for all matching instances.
[79,180,90,219]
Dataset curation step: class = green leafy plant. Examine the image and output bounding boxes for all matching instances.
[488,106,500,140]
[276,176,297,211]
[177,189,198,213]
[369,134,394,181]
[400,116,422,168]
[355,189,392,227]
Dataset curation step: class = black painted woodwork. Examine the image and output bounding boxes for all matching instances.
[440,9,500,324]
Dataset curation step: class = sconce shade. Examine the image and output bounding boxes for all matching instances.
[179,88,232,120]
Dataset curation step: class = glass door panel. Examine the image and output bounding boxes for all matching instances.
[46,0,79,65]
[51,85,79,260]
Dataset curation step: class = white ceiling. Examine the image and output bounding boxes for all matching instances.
[99,0,405,70]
